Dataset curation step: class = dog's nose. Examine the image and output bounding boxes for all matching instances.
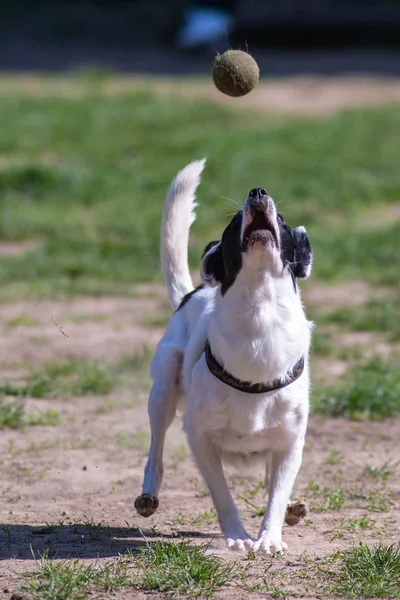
[248,188,268,200]
[248,188,270,213]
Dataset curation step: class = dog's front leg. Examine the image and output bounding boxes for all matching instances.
[254,440,304,554]
[185,418,254,552]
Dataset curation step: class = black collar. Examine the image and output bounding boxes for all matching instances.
[205,341,304,394]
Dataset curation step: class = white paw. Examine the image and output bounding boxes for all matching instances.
[226,537,255,552]
[253,533,287,554]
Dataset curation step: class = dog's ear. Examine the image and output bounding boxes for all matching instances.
[200,241,225,286]
[292,226,313,279]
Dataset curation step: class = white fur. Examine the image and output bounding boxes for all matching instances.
[161,158,206,310]
[135,160,312,555]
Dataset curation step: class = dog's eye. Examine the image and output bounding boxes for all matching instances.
[277,214,284,222]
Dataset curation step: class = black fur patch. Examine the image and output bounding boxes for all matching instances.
[278,215,313,281]
[278,214,295,264]
[203,210,243,296]
[292,227,312,279]
[201,241,220,259]
[176,284,205,310]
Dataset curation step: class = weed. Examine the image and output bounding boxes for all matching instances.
[332,516,376,539]
[329,543,400,597]
[193,508,218,525]
[129,539,235,597]
[21,552,132,600]
[241,496,266,517]
[0,358,117,399]
[324,295,400,341]
[362,461,397,480]
[114,429,150,450]
[313,356,400,418]
[7,314,39,327]
[325,450,344,465]
[0,398,60,429]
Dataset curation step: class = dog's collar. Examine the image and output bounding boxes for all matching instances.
[205,341,305,394]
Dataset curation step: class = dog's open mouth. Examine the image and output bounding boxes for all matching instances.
[242,209,278,251]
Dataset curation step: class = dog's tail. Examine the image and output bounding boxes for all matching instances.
[161,158,206,310]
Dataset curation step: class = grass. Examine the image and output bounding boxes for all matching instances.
[0,80,399,298]
[0,397,60,429]
[20,540,235,599]
[312,356,400,418]
[129,540,235,597]
[0,347,152,401]
[21,553,132,600]
[0,358,118,399]
[329,543,400,597]
[323,295,400,341]
[7,314,39,327]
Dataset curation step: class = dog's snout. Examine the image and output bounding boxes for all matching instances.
[247,188,270,214]
[249,188,268,201]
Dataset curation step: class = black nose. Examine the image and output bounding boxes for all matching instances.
[249,188,268,200]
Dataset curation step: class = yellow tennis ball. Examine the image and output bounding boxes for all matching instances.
[212,50,260,97]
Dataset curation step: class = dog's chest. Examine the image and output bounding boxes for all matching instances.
[205,393,300,455]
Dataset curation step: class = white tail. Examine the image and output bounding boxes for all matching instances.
[160,158,206,310]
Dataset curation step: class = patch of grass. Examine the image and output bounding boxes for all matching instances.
[21,553,132,600]
[193,508,218,525]
[63,312,108,323]
[0,358,118,399]
[325,450,344,465]
[26,408,60,427]
[0,86,399,298]
[312,356,400,418]
[323,295,400,340]
[7,314,39,327]
[312,220,400,286]
[332,516,376,539]
[115,429,150,450]
[329,543,400,597]
[363,461,397,480]
[307,482,347,511]
[240,496,266,517]
[130,540,235,597]
[0,398,60,429]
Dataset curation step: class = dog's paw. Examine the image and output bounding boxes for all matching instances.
[285,500,309,526]
[134,493,159,518]
[253,532,287,555]
[226,537,255,552]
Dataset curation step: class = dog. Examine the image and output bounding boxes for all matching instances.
[135,159,313,553]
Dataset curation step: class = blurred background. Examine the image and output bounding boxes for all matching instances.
[1,0,400,74]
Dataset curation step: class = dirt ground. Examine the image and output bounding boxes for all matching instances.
[0,284,399,599]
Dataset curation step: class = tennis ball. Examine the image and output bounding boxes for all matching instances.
[212,50,259,97]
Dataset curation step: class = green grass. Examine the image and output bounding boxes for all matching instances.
[312,356,400,418]
[0,397,60,429]
[20,540,235,599]
[0,347,152,401]
[7,314,39,327]
[0,358,118,399]
[130,540,235,597]
[0,83,399,298]
[329,543,400,597]
[21,554,132,600]
[323,295,400,340]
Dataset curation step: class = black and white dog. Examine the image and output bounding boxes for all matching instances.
[135,159,313,553]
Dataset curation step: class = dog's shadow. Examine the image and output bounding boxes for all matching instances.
[0,523,220,560]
